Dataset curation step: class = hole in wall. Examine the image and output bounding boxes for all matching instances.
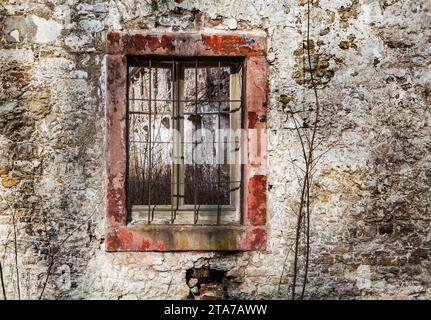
[186,267,227,300]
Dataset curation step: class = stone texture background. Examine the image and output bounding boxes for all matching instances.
[0,0,430,299]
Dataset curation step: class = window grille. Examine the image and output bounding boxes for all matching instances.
[126,57,244,225]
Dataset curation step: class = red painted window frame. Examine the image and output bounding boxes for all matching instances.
[105,31,268,251]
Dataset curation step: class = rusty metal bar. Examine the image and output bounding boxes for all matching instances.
[129,110,240,115]
[217,61,222,224]
[129,98,242,103]
[173,60,180,223]
[147,60,152,223]
[170,60,175,224]
[193,60,199,224]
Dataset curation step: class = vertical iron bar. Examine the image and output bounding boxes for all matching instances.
[239,59,245,225]
[138,68,144,217]
[174,60,180,223]
[131,81,136,213]
[217,61,221,225]
[194,60,198,224]
[140,68,144,111]
[170,60,175,223]
[148,60,152,223]
[125,61,130,222]
[140,68,148,207]
[151,66,158,222]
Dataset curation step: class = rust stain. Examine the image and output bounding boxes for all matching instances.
[1,67,30,93]
[248,112,258,128]
[155,240,166,251]
[106,225,266,251]
[106,229,121,251]
[239,227,266,249]
[140,237,151,250]
[106,55,128,226]
[247,175,267,225]
[107,227,153,251]
[201,34,262,57]
[123,34,175,52]
[1,177,17,188]
[107,31,265,57]
[107,32,121,44]
[106,179,125,224]
[118,227,134,246]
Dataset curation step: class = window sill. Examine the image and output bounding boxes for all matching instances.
[106,224,266,252]
[131,205,240,225]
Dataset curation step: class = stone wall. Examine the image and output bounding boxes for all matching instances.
[0,0,430,299]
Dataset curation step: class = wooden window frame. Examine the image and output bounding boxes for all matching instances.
[105,31,268,251]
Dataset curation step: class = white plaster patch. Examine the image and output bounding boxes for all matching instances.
[9,29,20,42]
[70,70,88,79]
[0,49,34,64]
[79,19,104,33]
[35,57,75,80]
[267,52,276,63]
[225,18,238,30]
[31,15,62,44]
[65,34,93,51]
[356,265,371,290]
[77,3,108,14]
[56,264,72,291]
[360,0,383,24]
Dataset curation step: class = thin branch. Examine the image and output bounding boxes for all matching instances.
[291,163,308,300]
[12,207,20,300]
[278,245,294,297]
[0,260,6,300]
[38,207,98,300]
[289,105,308,165]
[165,276,173,299]
[301,173,311,299]
[0,194,20,300]
[310,141,340,172]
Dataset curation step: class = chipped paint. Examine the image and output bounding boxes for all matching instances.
[246,175,266,225]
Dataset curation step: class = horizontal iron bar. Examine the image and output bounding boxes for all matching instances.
[129,98,242,103]
[130,141,239,144]
[129,110,240,115]
[132,205,237,212]
[127,181,241,185]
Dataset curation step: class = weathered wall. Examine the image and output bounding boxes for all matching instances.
[0,0,430,299]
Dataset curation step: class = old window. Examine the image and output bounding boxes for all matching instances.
[106,31,267,251]
[127,58,243,225]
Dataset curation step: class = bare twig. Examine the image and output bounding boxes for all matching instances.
[290,116,309,300]
[165,276,173,299]
[301,174,312,299]
[1,194,20,300]
[277,245,294,296]
[0,260,6,300]
[38,206,98,300]
[11,208,20,300]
